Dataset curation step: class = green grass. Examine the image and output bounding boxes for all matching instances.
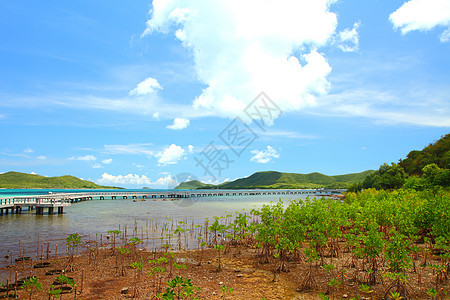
[0,171,121,189]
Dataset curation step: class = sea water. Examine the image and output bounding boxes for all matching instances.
[0,189,312,281]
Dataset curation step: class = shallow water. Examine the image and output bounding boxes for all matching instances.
[0,189,312,281]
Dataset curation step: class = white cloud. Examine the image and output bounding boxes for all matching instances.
[315,88,450,127]
[103,143,154,156]
[157,144,186,165]
[97,173,152,186]
[153,112,160,120]
[30,171,37,175]
[144,0,338,120]
[390,0,450,42]
[24,148,34,153]
[129,76,162,96]
[102,143,193,165]
[187,145,194,153]
[167,117,190,130]
[102,158,113,164]
[261,130,317,140]
[69,155,97,161]
[250,146,280,164]
[336,22,360,52]
[151,175,174,188]
[133,163,145,170]
[96,173,173,188]
[37,155,47,160]
[440,28,450,42]
[92,163,103,169]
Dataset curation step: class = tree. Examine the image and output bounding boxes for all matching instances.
[362,163,406,190]
[422,163,450,188]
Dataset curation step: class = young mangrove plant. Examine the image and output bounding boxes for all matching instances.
[148,256,168,294]
[214,244,225,272]
[116,246,130,276]
[21,276,42,300]
[48,285,62,300]
[159,276,201,300]
[107,230,122,256]
[221,285,234,299]
[130,261,143,299]
[66,233,81,272]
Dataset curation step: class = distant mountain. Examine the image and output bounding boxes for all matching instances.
[175,170,375,190]
[0,171,121,189]
[175,180,216,190]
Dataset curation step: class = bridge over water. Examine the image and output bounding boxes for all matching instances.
[0,189,343,215]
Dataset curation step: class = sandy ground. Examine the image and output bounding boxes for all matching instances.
[1,243,449,299]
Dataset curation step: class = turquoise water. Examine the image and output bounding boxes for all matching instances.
[0,189,311,280]
[0,188,166,198]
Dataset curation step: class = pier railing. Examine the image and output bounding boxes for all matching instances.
[0,188,343,208]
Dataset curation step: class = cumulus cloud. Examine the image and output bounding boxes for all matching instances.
[69,155,97,161]
[102,143,193,165]
[102,158,113,164]
[390,0,450,42]
[129,76,162,96]
[157,144,186,165]
[92,164,103,169]
[24,148,34,153]
[167,117,190,130]
[250,146,279,163]
[143,0,338,120]
[153,112,160,120]
[97,173,152,186]
[97,173,173,188]
[336,22,360,52]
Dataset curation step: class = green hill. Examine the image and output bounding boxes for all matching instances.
[0,171,120,189]
[175,170,374,190]
[175,180,216,190]
[399,133,450,175]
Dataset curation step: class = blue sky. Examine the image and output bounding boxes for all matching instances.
[0,0,449,188]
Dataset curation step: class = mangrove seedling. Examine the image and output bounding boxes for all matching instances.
[66,233,81,271]
[130,261,143,298]
[159,276,200,300]
[327,278,341,300]
[107,230,121,255]
[427,288,438,299]
[55,272,75,290]
[359,283,373,299]
[21,276,42,300]
[48,285,62,299]
[116,246,130,276]
[221,286,234,299]
[149,265,166,293]
[388,291,404,300]
[214,244,224,272]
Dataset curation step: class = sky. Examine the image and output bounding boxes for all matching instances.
[0,0,449,188]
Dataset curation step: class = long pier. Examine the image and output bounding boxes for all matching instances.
[0,189,343,216]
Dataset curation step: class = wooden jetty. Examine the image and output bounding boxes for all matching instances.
[0,189,343,216]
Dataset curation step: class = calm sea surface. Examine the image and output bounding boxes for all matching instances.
[0,189,312,280]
